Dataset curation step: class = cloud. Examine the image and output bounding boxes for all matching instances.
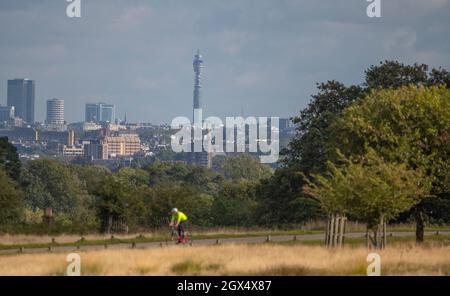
[112,5,152,32]
[0,0,449,123]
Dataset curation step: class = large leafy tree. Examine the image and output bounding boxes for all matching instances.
[331,85,450,242]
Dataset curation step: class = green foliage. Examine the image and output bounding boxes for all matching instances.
[20,159,97,230]
[0,168,24,225]
[116,167,150,187]
[284,81,364,174]
[282,61,450,230]
[72,164,112,193]
[332,85,450,195]
[364,61,429,89]
[143,160,223,193]
[143,183,213,228]
[255,167,324,226]
[93,175,147,232]
[0,137,21,180]
[304,150,430,228]
[285,61,450,175]
[211,181,258,226]
[213,154,273,181]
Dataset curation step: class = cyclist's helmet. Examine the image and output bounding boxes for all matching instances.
[171,208,178,213]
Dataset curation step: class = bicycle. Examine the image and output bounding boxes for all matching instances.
[170,225,190,244]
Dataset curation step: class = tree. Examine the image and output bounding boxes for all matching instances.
[428,67,450,89]
[94,175,147,233]
[143,183,214,228]
[213,154,273,181]
[304,150,430,248]
[255,167,324,226]
[20,159,97,230]
[116,167,150,187]
[283,81,364,174]
[282,61,450,236]
[284,61,449,175]
[331,85,450,242]
[72,164,112,194]
[0,137,21,180]
[364,61,429,89]
[211,181,258,227]
[143,160,223,193]
[0,168,24,226]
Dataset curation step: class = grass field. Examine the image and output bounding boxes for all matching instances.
[1,237,450,275]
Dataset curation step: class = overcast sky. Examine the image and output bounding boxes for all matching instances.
[0,0,449,123]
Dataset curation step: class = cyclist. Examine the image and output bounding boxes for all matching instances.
[169,208,188,243]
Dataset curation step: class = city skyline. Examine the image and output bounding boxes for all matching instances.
[0,0,449,124]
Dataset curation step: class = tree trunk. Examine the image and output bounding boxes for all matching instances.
[415,206,424,243]
[329,214,335,247]
[325,216,331,246]
[106,214,113,234]
[333,215,339,247]
[338,216,346,247]
[366,226,370,249]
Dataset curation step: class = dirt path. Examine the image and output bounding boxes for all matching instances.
[1,231,448,255]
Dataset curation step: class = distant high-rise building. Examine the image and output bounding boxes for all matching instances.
[100,103,115,123]
[67,129,75,147]
[0,105,14,125]
[85,102,115,123]
[7,78,35,124]
[85,103,99,122]
[46,98,65,127]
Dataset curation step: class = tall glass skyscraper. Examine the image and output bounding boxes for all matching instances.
[7,78,35,124]
[85,102,115,123]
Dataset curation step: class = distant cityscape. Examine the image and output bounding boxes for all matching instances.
[0,53,295,168]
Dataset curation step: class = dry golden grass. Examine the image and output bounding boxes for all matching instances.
[1,242,450,276]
